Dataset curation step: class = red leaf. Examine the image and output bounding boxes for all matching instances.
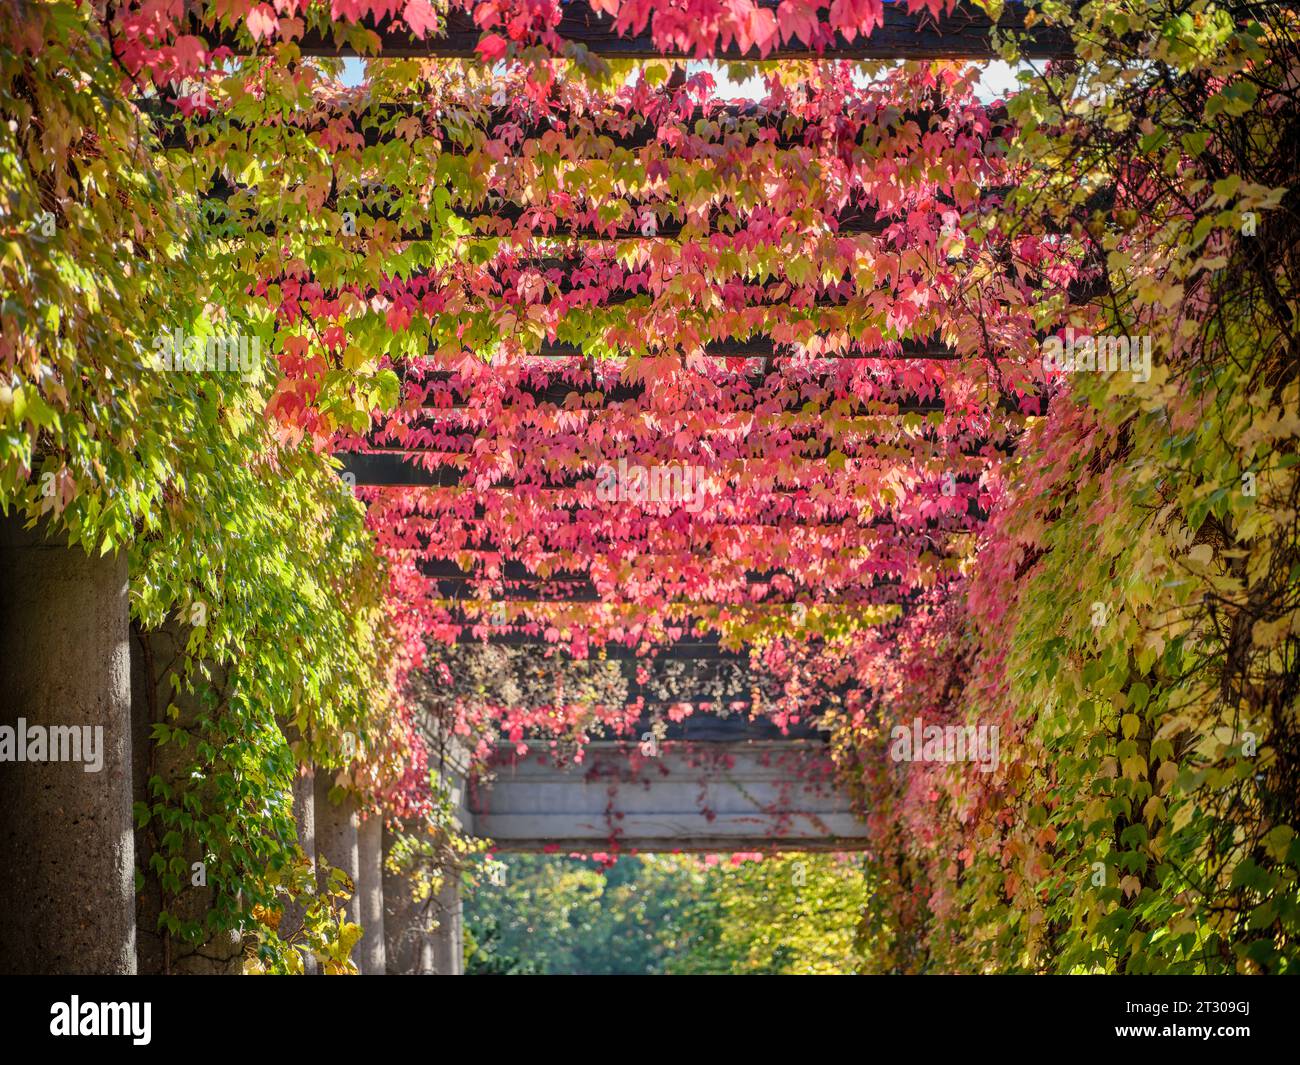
[476,32,509,61]
[777,0,817,46]
[171,35,208,76]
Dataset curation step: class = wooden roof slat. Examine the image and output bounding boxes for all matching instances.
[205,3,1073,60]
[449,632,745,659]
[152,100,1007,153]
[339,451,993,492]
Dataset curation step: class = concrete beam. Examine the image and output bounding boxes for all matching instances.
[0,516,135,974]
[470,740,868,852]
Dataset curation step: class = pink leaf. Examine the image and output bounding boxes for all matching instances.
[777,0,817,46]
[404,0,439,38]
[245,4,278,41]
[476,32,509,61]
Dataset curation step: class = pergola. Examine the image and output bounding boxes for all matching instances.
[200,1,1082,966]
[280,3,1080,916]
[3,0,1295,991]
[1,0,1097,975]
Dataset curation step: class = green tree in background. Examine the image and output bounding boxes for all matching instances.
[663,854,870,975]
[464,853,868,975]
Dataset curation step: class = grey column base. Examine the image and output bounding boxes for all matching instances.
[432,866,463,976]
[382,826,436,974]
[285,763,318,974]
[131,620,242,975]
[356,814,386,974]
[0,515,135,974]
[314,775,360,966]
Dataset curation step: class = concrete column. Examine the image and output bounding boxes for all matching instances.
[291,767,316,865]
[0,515,135,974]
[314,775,360,954]
[432,866,463,976]
[130,621,243,974]
[356,814,386,974]
[285,761,318,975]
[383,826,434,974]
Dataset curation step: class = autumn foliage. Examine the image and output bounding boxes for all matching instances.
[1,0,1295,972]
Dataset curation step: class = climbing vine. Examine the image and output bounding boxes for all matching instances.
[840,0,1300,974]
[2,0,1295,974]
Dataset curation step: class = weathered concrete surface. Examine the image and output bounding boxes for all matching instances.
[315,776,361,934]
[0,516,135,974]
[356,813,386,974]
[470,740,869,852]
[284,756,318,975]
[432,870,463,975]
[383,826,435,975]
[131,620,244,974]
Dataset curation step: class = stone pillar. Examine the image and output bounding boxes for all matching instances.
[284,761,318,975]
[131,620,243,974]
[383,826,434,974]
[356,814,386,974]
[0,515,135,974]
[314,775,360,954]
[432,866,463,975]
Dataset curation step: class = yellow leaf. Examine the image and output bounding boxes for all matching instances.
[1251,616,1288,648]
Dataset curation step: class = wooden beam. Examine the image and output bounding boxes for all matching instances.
[150,98,1007,153]
[618,712,830,742]
[199,179,897,239]
[413,506,984,533]
[195,176,1108,245]
[427,581,909,604]
[342,454,463,487]
[419,558,910,603]
[390,435,1013,463]
[217,3,1072,60]
[420,558,589,581]
[454,201,888,238]
[337,451,992,491]
[411,373,949,407]
[409,375,1003,408]
[420,559,902,582]
[401,528,959,560]
[418,558,924,584]
[450,632,745,659]
[415,337,962,367]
